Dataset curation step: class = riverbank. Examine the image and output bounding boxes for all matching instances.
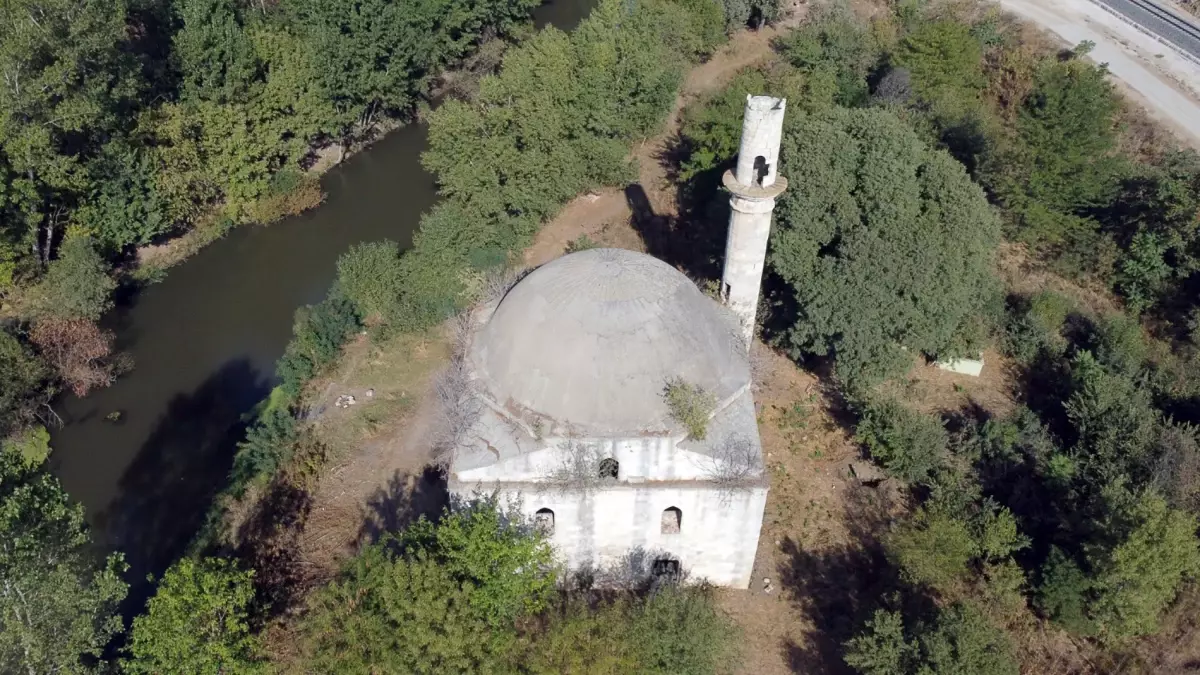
[44,0,606,615]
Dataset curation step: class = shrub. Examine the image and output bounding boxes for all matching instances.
[275,290,360,398]
[1114,231,1170,313]
[856,399,948,484]
[227,407,298,495]
[776,7,879,107]
[1035,546,1096,636]
[663,378,718,440]
[1,425,51,466]
[719,0,777,30]
[300,548,517,673]
[124,557,260,674]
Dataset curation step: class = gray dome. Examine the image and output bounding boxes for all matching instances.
[469,248,749,436]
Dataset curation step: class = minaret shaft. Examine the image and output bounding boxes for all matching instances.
[721,95,787,346]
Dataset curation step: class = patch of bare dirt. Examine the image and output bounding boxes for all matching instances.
[295,330,452,577]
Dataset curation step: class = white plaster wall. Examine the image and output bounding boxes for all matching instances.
[451,481,768,588]
[457,436,721,483]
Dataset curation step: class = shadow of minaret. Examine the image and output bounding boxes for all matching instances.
[624,183,728,282]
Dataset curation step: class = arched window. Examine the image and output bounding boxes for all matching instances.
[661,507,681,534]
[753,155,769,186]
[598,457,619,479]
[535,508,555,535]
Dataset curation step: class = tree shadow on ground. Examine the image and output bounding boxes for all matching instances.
[104,358,269,619]
[777,482,904,674]
[357,466,449,545]
[624,182,728,282]
[234,475,315,620]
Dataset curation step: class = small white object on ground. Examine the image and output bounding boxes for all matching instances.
[935,358,984,377]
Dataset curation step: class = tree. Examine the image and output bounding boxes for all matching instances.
[336,240,405,321]
[31,237,116,322]
[0,329,50,436]
[770,107,1001,386]
[399,495,558,626]
[172,0,259,104]
[124,557,260,674]
[984,53,1122,216]
[890,20,985,100]
[300,547,515,674]
[1085,492,1200,643]
[845,603,1018,675]
[0,0,140,264]
[0,451,127,674]
[288,0,541,135]
[74,141,173,250]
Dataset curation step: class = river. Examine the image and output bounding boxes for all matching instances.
[48,0,597,597]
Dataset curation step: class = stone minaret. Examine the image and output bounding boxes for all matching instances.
[721,95,787,345]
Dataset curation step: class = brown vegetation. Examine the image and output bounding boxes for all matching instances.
[29,318,119,397]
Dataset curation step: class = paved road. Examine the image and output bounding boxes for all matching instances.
[1095,0,1200,61]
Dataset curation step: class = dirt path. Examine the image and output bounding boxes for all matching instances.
[525,21,799,266]
[996,0,1200,147]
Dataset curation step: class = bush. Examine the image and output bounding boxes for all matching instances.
[1035,546,1096,636]
[719,0,777,30]
[275,290,360,398]
[770,107,1001,387]
[663,378,718,440]
[300,548,517,673]
[124,557,260,674]
[856,399,948,484]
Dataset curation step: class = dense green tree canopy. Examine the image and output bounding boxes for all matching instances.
[770,107,1001,386]
[124,557,260,674]
[0,451,127,674]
